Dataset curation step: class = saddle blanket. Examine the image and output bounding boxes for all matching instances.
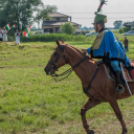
[124,61,134,82]
[104,61,134,82]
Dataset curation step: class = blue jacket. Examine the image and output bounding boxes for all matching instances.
[118,41,132,68]
[87,30,132,68]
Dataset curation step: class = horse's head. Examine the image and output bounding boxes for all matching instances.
[44,40,67,75]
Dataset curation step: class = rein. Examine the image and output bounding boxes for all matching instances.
[48,44,87,81]
[83,64,99,98]
[47,44,102,99]
[51,55,87,81]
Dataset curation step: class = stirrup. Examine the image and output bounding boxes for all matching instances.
[116,84,125,93]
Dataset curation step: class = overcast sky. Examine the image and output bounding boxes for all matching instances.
[42,0,134,27]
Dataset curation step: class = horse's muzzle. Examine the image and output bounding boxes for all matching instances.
[44,67,55,75]
[44,67,50,75]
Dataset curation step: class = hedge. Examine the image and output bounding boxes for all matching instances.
[20,33,89,42]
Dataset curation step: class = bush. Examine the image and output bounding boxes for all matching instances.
[21,33,73,42]
[20,33,89,42]
[81,30,90,35]
[60,22,75,35]
[7,28,16,36]
[73,34,87,42]
[8,36,14,42]
[119,28,123,33]
[119,27,130,33]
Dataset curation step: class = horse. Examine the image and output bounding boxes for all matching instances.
[44,40,134,134]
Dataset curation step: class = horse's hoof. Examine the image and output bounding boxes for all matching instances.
[89,130,94,134]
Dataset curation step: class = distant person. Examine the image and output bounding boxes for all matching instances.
[124,37,129,52]
[3,27,8,42]
[116,37,126,52]
[0,27,3,43]
[15,29,20,45]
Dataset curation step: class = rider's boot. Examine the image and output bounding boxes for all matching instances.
[115,71,125,93]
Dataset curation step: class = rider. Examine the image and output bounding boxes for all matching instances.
[82,0,133,93]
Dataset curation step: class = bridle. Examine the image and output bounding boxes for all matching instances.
[46,44,87,81]
[45,44,100,99]
[48,45,67,70]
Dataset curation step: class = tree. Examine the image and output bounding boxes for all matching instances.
[113,20,123,29]
[60,22,75,35]
[0,0,43,31]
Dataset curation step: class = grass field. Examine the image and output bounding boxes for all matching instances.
[0,33,134,134]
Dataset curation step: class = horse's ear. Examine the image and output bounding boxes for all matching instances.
[62,40,64,44]
[55,39,60,47]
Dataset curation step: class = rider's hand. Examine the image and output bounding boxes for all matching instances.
[127,66,134,71]
[82,49,87,54]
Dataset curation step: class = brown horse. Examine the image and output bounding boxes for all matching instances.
[44,40,134,134]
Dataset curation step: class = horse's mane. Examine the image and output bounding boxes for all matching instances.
[66,44,83,54]
[65,43,85,55]
[65,43,94,61]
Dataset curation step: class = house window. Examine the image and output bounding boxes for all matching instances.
[49,28,53,33]
[44,28,53,33]
[56,18,60,20]
[44,29,48,32]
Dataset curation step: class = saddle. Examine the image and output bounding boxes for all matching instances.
[103,61,134,82]
[123,61,134,82]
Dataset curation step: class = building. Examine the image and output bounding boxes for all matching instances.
[42,12,81,33]
[123,21,134,29]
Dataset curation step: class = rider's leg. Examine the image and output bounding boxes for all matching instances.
[110,61,125,93]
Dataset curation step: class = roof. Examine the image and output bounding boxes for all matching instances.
[51,22,81,26]
[48,12,70,18]
[42,20,65,26]
[42,21,81,26]
[124,21,134,26]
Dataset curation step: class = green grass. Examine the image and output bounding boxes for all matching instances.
[0,31,134,134]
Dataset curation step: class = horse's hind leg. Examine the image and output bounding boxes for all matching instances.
[108,97,127,134]
[80,98,101,134]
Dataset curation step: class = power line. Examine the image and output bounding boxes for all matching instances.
[72,17,134,19]
[64,12,134,14]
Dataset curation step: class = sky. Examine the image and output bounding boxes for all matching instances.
[42,0,134,27]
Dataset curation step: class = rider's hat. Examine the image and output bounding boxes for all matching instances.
[93,0,107,24]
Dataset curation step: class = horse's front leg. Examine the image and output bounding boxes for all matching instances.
[80,98,101,134]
